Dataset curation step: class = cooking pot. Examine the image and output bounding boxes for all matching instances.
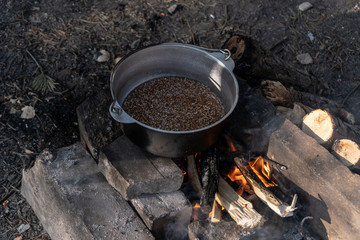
[109,43,238,157]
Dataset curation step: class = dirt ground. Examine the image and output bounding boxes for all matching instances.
[1,0,359,239]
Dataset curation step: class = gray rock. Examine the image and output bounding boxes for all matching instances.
[167,4,178,15]
[17,224,30,234]
[296,53,313,65]
[299,2,313,12]
[98,135,184,200]
[131,191,192,239]
[94,49,110,62]
[21,143,154,240]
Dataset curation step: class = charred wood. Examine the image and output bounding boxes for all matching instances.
[187,155,202,195]
[223,35,312,90]
[200,147,219,207]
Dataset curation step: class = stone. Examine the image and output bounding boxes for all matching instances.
[298,2,313,12]
[76,88,122,159]
[267,119,360,240]
[21,143,154,240]
[167,4,178,15]
[20,106,35,119]
[94,49,110,62]
[17,224,30,234]
[296,53,313,65]
[131,191,192,239]
[98,135,184,200]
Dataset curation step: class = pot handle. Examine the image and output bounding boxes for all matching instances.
[195,46,235,71]
[109,101,135,124]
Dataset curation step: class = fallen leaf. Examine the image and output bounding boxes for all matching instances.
[20,106,36,119]
[14,235,23,240]
[25,149,35,154]
[10,108,18,114]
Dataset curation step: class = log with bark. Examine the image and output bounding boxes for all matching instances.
[215,177,263,228]
[234,157,297,218]
[222,35,313,90]
[302,109,360,148]
[261,80,356,125]
[331,139,360,167]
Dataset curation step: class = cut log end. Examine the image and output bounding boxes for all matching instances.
[332,139,360,167]
[302,109,334,146]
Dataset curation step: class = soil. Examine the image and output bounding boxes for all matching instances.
[122,77,225,131]
[0,0,359,239]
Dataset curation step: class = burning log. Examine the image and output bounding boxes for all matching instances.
[234,157,297,218]
[187,155,202,195]
[215,177,263,228]
[200,147,219,207]
[331,139,360,167]
[261,80,355,125]
[302,109,360,148]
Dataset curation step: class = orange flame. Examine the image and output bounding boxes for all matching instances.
[225,166,254,196]
[249,156,277,187]
[225,135,237,152]
[192,203,201,221]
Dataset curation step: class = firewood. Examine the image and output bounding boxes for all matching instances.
[210,200,222,223]
[302,109,335,147]
[187,155,202,195]
[261,80,355,124]
[200,147,219,207]
[331,139,360,167]
[276,103,307,127]
[222,35,313,90]
[216,177,263,228]
[234,157,297,217]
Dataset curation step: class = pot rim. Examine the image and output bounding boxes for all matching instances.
[110,42,239,134]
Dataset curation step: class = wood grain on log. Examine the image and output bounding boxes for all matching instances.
[210,200,222,223]
[302,109,335,148]
[216,177,263,228]
[331,139,360,167]
[261,80,355,124]
[187,155,202,195]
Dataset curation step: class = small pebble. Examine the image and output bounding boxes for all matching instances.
[167,4,178,15]
[307,31,315,41]
[94,49,110,63]
[296,53,313,65]
[20,106,36,119]
[299,2,313,12]
[17,224,30,234]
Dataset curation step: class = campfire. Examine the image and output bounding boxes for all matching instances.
[184,136,297,231]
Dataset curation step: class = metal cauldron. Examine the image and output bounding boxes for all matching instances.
[109,43,238,157]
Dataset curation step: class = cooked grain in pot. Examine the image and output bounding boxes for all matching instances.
[122,77,225,131]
